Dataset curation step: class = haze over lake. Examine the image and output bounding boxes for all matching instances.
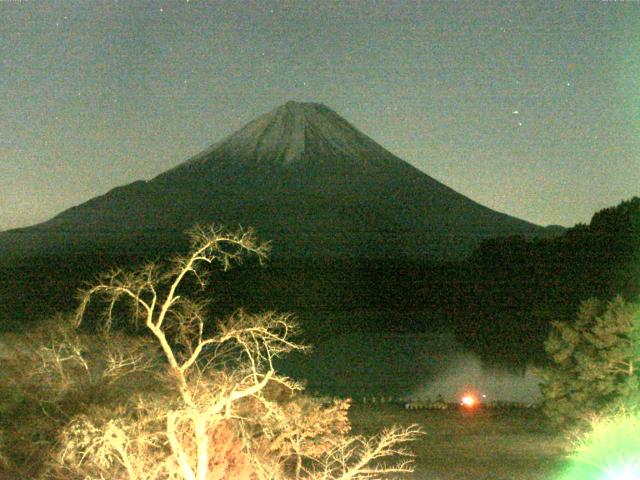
[283,331,542,403]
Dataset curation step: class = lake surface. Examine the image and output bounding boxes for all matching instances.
[280,331,542,402]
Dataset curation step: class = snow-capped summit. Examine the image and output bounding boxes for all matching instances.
[0,101,546,261]
[165,101,405,177]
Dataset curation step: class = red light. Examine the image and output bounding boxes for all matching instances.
[461,394,476,407]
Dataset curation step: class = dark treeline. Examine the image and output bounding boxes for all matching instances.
[1,197,638,368]
[207,198,640,367]
[445,196,640,366]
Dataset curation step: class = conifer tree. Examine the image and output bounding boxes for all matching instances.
[541,296,640,427]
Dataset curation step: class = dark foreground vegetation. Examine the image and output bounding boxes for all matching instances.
[0,197,638,478]
[1,197,638,370]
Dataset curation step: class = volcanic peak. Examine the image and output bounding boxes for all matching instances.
[172,100,397,174]
[0,100,547,264]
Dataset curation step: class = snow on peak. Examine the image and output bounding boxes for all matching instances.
[177,101,402,172]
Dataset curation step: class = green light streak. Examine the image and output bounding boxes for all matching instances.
[557,410,640,480]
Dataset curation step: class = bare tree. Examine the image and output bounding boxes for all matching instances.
[0,313,156,479]
[303,424,424,480]
[44,225,422,480]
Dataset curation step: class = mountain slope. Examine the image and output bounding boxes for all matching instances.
[1,101,545,262]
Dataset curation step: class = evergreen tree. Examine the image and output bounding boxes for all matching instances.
[541,296,640,427]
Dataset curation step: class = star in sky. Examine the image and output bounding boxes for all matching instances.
[0,0,637,231]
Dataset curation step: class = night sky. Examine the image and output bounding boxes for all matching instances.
[2,0,638,231]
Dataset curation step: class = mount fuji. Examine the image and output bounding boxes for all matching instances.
[1,101,548,262]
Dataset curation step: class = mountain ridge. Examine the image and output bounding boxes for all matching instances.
[155,101,421,189]
[0,101,550,262]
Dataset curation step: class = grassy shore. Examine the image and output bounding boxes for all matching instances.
[349,403,568,480]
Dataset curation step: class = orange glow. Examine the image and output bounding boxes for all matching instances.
[461,394,476,407]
